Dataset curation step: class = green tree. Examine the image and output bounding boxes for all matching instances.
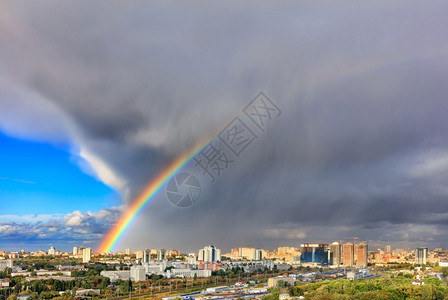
[422,284,432,300]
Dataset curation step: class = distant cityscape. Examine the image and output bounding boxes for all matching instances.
[0,238,443,282]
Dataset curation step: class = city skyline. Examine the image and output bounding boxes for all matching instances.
[0,239,437,255]
[1,241,442,268]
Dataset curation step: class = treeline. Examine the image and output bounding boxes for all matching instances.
[0,276,111,299]
[264,277,448,300]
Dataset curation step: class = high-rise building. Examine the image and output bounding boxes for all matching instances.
[48,246,56,256]
[217,248,221,262]
[198,246,221,263]
[231,248,239,258]
[255,249,263,261]
[385,245,391,253]
[82,248,92,263]
[300,244,330,266]
[416,248,428,265]
[330,242,342,266]
[238,248,256,260]
[73,247,78,256]
[143,249,150,263]
[125,248,131,255]
[157,249,166,261]
[356,242,368,267]
[343,243,354,266]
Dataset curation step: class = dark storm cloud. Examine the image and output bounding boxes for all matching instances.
[1,0,448,251]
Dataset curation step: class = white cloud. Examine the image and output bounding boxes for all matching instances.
[0,207,123,247]
[64,211,88,227]
[79,147,129,199]
[408,151,448,178]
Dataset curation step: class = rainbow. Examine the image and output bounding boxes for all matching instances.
[97,137,212,253]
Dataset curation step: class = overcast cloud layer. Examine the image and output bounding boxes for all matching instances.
[1,0,448,252]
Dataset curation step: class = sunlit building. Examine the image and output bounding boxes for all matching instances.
[48,246,56,256]
[198,245,221,263]
[157,249,166,261]
[82,248,92,263]
[330,242,342,266]
[343,243,354,266]
[356,242,368,267]
[416,247,428,265]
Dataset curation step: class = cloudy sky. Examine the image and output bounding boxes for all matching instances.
[1,0,448,252]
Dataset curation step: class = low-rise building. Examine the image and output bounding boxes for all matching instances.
[0,279,9,287]
[167,268,211,278]
[268,276,296,288]
[100,270,131,282]
[76,289,101,296]
[0,259,13,271]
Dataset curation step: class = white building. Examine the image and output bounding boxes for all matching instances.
[0,279,9,287]
[187,255,196,264]
[130,266,146,282]
[198,246,221,263]
[167,269,211,279]
[48,246,56,256]
[143,261,167,275]
[83,248,92,263]
[157,249,166,261]
[73,247,78,256]
[0,260,13,271]
[100,270,131,282]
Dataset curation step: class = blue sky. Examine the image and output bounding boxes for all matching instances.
[0,131,120,215]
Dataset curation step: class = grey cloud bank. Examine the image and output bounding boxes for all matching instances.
[1,0,448,251]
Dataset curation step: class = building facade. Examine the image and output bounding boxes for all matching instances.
[198,246,221,263]
[416,248,428,265]
[330,242,342,266]
[130,265,146,282]
[82,248,92,263]
[343,243,354,266]
[300,243,330,266]
[356,242,368,267]
[157,249,166,261]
